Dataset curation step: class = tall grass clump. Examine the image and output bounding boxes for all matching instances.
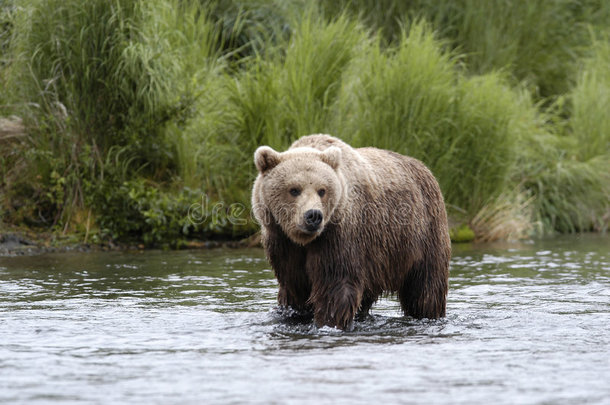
[335,22,455,154]
[238,9,364,148]
[198,10,367,206]
[520,33,610,233]
[1,0,240,243]
[335,22,536,217]
[319,0,413,43]
[570,33,610,162]
[520,134,609,233]
[138,0,223,187]
[5,0,137,229]
[10,0,192,167]
[1,0,20,226]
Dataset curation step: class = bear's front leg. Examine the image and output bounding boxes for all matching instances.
[309,281,363,330]
[277,282,312,316]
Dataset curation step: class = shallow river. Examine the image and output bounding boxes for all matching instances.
[1,235,609,404]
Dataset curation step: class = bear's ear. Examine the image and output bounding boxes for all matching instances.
[319,146,342,170]
[254,146,281,174]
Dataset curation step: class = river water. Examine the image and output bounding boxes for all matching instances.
[1,235,608,404]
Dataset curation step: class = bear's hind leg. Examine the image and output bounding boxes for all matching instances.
[398,258,448,319]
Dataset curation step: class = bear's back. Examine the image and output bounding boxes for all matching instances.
[290,134,442,208]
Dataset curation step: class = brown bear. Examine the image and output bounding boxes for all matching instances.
[252,134,450,330]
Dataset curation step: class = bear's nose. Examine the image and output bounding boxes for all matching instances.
[304,209,323,232]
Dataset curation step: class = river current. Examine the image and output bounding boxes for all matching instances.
[1,235,608,404]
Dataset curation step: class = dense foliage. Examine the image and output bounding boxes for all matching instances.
[1,0,608,245]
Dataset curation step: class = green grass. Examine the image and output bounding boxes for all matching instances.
[334,23,533,215]
[194,9,367,206]
[322,0,610,99]
[570,32,610,161]
[410,0,592,98]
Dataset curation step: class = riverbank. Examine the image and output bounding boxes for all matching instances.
[0,228,257,257]
[0,229,152,256]
[0,214,473,256]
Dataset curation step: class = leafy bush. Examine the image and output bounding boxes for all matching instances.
[91,179,222,246]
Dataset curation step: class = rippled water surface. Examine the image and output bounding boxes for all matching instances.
[1,235,609,404]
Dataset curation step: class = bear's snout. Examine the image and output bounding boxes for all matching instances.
[303,209,323,232]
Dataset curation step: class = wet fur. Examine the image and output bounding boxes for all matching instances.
[252,134,450,329]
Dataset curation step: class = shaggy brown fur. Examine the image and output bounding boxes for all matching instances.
[252,134,450,329]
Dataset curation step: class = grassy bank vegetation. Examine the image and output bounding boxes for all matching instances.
[1,0,608,246]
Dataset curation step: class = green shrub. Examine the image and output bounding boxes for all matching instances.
[449,224,475,243]
[90,179,213,246]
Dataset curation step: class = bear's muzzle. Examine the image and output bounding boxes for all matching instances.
[303,209,323,232]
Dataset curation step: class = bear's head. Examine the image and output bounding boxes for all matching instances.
[253,145,346,245]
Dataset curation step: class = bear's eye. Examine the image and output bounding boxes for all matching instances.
[289,188,301,197]
[318,189,326,198]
